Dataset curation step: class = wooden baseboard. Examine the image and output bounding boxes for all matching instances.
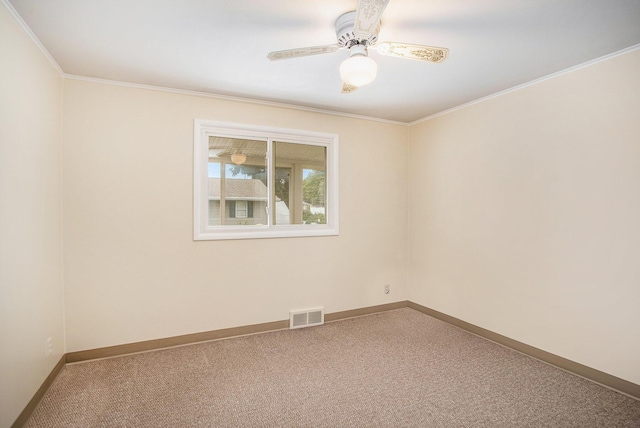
[324,301,409,322]
[66,301,408,363]
[11,355,66,428]
[65,319,290,363]
[407,301,640,400]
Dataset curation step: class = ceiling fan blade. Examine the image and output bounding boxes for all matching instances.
[267,45,339,61]
[375,42,449,63]
[341,82,358,93]
[353,0,390,39]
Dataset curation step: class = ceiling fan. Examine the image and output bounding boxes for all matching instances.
[267,0,449,93]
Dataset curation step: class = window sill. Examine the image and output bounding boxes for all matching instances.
[194,224,339,241]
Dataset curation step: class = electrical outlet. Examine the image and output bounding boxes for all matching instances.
[45,337,53,357]
[384,284,390,294]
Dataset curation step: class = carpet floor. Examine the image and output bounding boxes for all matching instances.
[25,308,640,427]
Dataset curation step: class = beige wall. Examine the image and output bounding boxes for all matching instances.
[407,49,640,384]
[62,79,408,352]
[0,4,65,427]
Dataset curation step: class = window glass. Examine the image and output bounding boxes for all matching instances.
[207,137,267,226]
[274,142,326,225]
[302,168,326,224]
[274,167,291,224]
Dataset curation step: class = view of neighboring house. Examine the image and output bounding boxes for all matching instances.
[208,178,290,226]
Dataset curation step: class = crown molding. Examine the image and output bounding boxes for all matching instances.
[1,0,64,76]
[64,74,407,126]
[409,43,640,127]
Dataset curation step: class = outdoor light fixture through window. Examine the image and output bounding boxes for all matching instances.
[230,153,247,165]
[339,45,377,87]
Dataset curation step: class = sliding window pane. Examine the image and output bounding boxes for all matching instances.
[208,137,267,226]
[274,141,326,225]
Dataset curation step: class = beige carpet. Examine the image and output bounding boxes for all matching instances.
[25,308,640,427]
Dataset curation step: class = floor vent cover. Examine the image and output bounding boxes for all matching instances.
[290,307,324,329]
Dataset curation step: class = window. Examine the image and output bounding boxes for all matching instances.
[194,120,339,240]
[233,201,250,218]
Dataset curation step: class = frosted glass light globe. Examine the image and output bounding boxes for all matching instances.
[230,153,247,165]
[339,55,377,87]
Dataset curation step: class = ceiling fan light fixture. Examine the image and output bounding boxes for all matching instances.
[267,3,450,94]
[340,46,377,87]
[230,153,247,165]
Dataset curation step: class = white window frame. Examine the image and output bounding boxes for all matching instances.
[194,120,339,240]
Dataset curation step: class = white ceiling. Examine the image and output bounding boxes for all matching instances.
[8,0,640,123]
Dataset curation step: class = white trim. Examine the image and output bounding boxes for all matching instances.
[409,43,640,126]
[0,0,64,76]
[194,120,339,241]
[65,74,406,126]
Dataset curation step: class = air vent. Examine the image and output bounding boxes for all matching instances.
[290,307,324,329]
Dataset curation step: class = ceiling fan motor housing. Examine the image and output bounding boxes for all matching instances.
[335,11,379,48]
